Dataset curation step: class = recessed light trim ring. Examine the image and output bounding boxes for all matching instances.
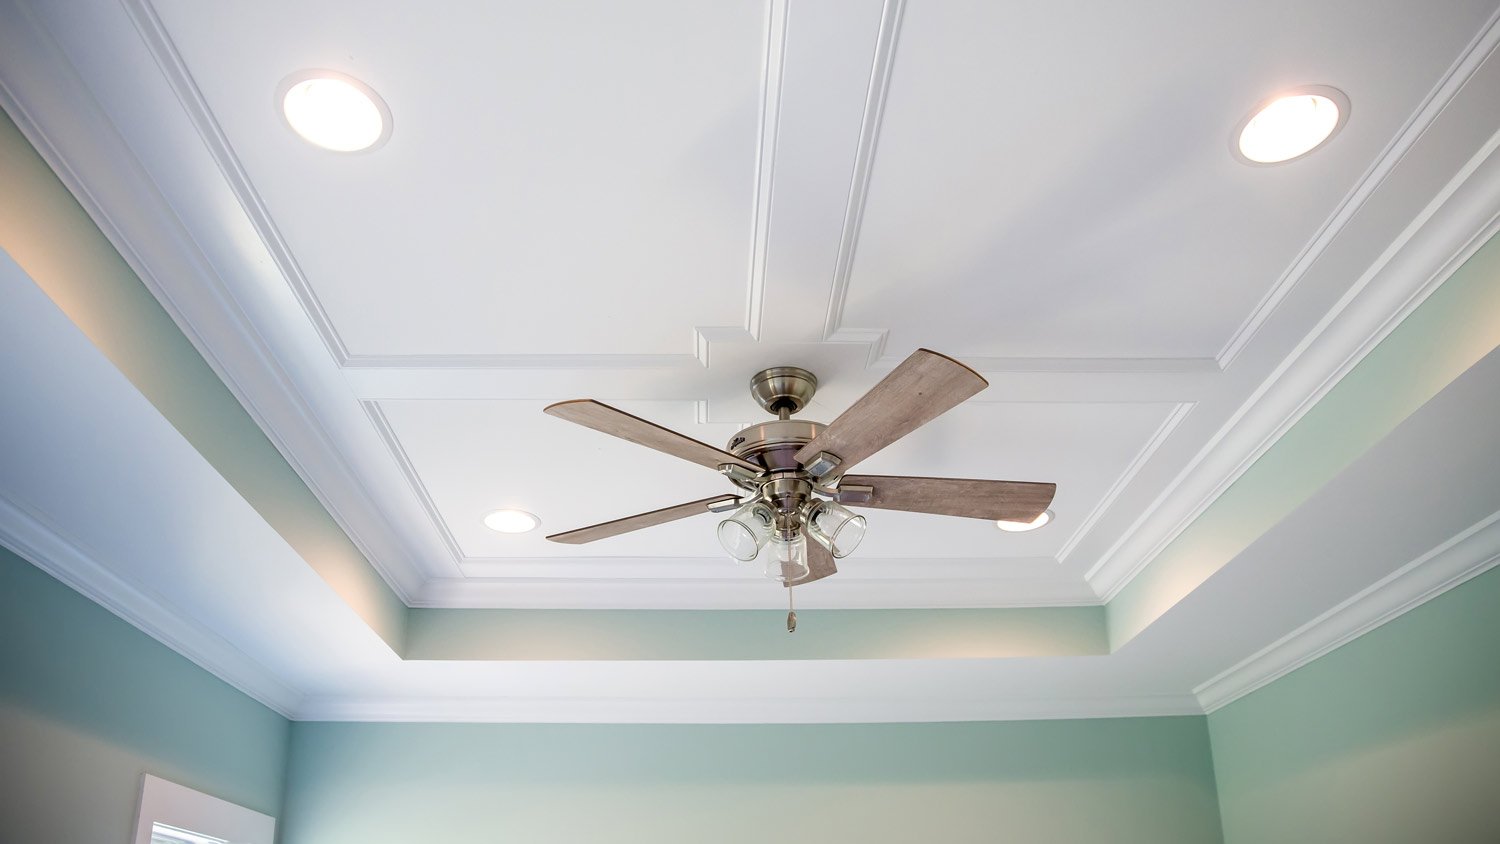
[277,69,392,153]
[1232,84,1349,166]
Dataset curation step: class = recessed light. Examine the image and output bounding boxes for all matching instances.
[278,70,391,152]
[996,509,1052,533]
[1233,86,1348,165]
[483,509,540,534]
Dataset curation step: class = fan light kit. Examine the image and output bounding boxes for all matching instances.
[279,70,391,152]
[1234,86,1348,165]
[543,349,1057,630]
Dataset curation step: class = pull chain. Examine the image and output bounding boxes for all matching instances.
[786,584,797,633]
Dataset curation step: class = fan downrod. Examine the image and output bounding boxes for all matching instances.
[748,366,818,417]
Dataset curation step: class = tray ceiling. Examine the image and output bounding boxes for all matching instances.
[5,0,1495,610]
[2,0,1500,722]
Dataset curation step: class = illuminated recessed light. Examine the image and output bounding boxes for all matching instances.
[996,509,1052,533]
[278,70,391,152]
[1234,86,1348,165]
[483,509,540,534]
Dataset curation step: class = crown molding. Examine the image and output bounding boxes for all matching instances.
[821,0,905,345]
[123,0,779,371]
[1214,7,1500,370]
[1195,511,1500,713]
[0,0,431,599]
[0,492,304,718]
[294,692,1201,724]
[1087,64,1500,600]
[1055,402,1194,570]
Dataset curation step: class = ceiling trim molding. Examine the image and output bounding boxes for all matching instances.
[743,0,789,343]
[1055,402,1195,570]
[821,0,905,349]
[123,0,780,372]
[0,2,427,600]
[361,400,466,567]
[1194,510,1500,714]
[120,0,349,365]
[293,692,1201,724]
[1088,116,1500,600]
[0,491,304,718]
[1215,6,1500,369]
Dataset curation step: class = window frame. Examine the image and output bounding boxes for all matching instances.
[132,774,275,844]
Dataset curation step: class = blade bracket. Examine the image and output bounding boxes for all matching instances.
[831,483,873,504]
[718,462,762,489]
[802,451,842,480]
[706,497,743,514]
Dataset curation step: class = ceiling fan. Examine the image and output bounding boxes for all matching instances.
[543,349,1056,627]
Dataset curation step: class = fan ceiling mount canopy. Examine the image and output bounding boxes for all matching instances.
[543,349,1058,607]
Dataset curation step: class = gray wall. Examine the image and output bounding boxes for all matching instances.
[0,546,290,842]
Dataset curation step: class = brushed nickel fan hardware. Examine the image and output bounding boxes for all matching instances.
[830,483,873,505]
[748,366,818,416]
[706,497,744,515]
[543,349,1058,624]
[718,463,761,489]
[802,451,842,479]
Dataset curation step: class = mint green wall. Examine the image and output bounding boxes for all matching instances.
[406,605,1107,660]
[1209,565,1500,843]
[280,717,1222,843]
[0,110,407,651]
[0,546,290,841]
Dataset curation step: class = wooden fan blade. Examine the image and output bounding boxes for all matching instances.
[837,474,1055,522]
[545,399,760,472]
[547,494,740,545]
[786,538,837,587]
[793,349,986,477]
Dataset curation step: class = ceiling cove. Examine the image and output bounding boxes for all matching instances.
[1,0,1499,724]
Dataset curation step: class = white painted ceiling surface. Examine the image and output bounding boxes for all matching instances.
[2,0,1499,631]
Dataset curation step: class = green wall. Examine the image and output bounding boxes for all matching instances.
[280,717,1222,844]
[0,545,290,842]
[1209,565,1500,843]
[0,109,408,651]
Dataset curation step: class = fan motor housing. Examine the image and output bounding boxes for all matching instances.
[727,420,826,471]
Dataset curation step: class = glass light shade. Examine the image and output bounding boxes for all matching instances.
[764,534,810,583]
[717,502,772,562]
[807,501,867,558]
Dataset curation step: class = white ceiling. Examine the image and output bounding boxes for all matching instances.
[1,0,1500,721]
[63,0,1488,609]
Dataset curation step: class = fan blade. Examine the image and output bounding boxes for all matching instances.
[786,538,837,587]
[837,474,1055,522]
[546,399,760,472]
[793,349,986,477]
[547,494,740,545]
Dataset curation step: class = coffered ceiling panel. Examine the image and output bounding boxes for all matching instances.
[373,397,1181,563]
[844,0,1499,360]
[152,0,766,358]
